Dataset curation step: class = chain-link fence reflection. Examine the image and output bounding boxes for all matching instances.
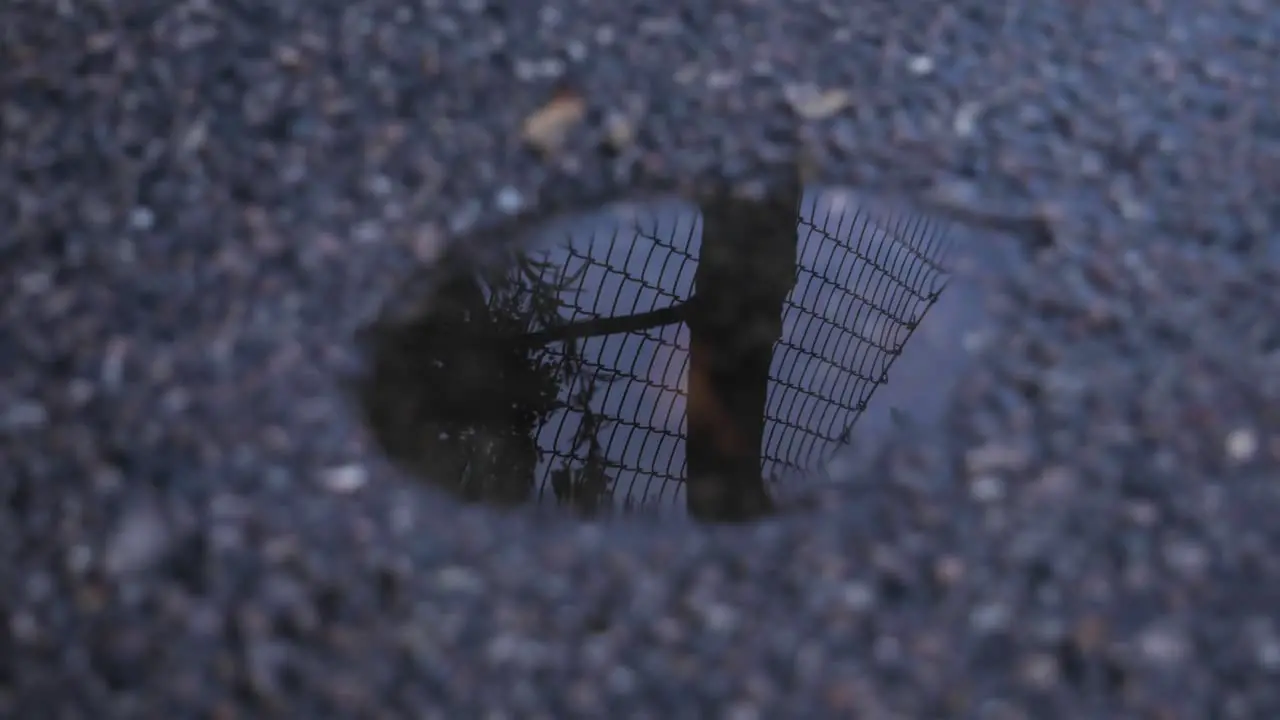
[487,191,954,515]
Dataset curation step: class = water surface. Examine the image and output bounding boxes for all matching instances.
[356,188,1019,522]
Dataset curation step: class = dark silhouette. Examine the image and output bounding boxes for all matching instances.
[681,188,801,521]
[355,254,589,508]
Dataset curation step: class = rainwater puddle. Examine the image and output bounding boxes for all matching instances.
[354,188,1021,522]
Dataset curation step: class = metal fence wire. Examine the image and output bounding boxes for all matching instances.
[485,192,955,512]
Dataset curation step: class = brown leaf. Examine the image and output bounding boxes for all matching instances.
[784,84,851,120]
[521,92,587,155]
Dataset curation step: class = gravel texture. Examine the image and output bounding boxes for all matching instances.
[3,0,1280,717]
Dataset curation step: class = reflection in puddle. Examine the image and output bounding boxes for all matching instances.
[356,188,1014,522]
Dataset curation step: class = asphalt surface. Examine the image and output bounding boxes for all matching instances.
[3,0,1280,717]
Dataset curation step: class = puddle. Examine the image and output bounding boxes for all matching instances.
[354,188,1020,522]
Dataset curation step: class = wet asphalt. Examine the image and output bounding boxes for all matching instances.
[3,0,1280,717]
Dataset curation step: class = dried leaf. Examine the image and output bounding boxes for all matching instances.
[785,84,852,120]
[521,92,587,154]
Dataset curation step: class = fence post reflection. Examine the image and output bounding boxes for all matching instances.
[683,189,801,521]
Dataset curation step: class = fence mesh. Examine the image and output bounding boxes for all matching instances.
[485,192,955,512]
